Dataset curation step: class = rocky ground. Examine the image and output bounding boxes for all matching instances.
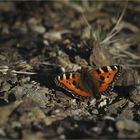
[0,1,140,139]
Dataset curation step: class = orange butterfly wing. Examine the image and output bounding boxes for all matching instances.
[91,65,121,93]
[55,72,92,97]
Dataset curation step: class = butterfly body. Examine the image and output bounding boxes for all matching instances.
[55,65,122,98]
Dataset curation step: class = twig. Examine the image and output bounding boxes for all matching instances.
[125,64,140,68]
[101,1,128,45]
[110,1,128,35]
[38,62,62,67]
[81,14,91,31]
[117,47,140,60]
[11,70,37,75]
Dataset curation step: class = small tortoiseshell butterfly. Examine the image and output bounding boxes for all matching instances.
[55,65,123,99]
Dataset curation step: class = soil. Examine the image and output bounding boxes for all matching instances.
[0,1,140,139]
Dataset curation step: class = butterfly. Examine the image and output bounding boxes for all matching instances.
[54,65,123,99]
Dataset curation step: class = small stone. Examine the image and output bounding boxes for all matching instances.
[91,109,98,115]
[54,109,61,114]
[57,126,64,134]
[0,82,11,92]
[130,85,140,104]
[74,123,78,128]
[11,121,22,129]
[90,99,96,106]
[103,116,115,121]
[33,25,46,34]
[91,126,102,134]
[0,129,6,136]
[43,31,62,41]
[107,126,114,133]
[43,40,49,46]
[60,134,65,139]
[27,17,39,26]
[116,119,140,132]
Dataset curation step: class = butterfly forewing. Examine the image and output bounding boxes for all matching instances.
[91,65,121,92]
[55,72,92,97]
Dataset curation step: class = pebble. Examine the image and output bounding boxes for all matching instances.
[57,126,64,134]
[33,25,46,34]
[43,31,62,41]
[0,129,5,136]
[116,119,140,132]
[27,17,45,34]
[130,85,140,104]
